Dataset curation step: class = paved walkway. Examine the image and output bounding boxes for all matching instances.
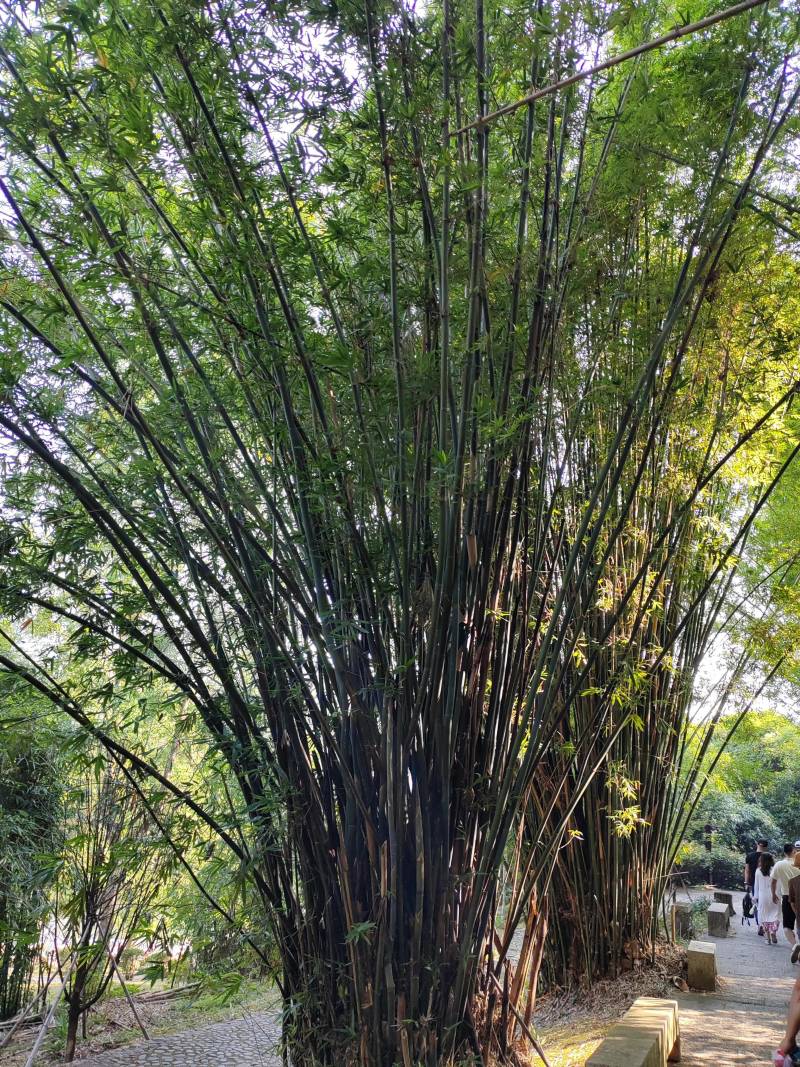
[76,1012,281,1066]
[675,888,797,1064]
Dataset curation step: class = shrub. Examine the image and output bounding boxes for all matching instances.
[677,840,743,889]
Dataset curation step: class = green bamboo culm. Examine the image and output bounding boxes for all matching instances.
[0,1,799,1064]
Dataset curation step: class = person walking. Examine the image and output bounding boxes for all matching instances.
[773,975,800,1064]
[746,838,769,935]
[788,847,800,964]
[773,843,800,950]
[746,838,769,889]
[755,852,781,945]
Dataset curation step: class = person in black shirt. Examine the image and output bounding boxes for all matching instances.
[746,838,769,935]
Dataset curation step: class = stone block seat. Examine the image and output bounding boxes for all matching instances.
[713,890,735,917]
[671,901,692,939]
[687,939,716,991]
[707,901,729,937]
[586,996,681,1066]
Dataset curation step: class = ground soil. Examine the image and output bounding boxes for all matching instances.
[519,941,687,1066]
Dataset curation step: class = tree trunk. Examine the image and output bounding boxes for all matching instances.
[64,964,87,1063]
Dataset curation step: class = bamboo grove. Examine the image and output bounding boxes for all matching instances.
[0,0,799,1064]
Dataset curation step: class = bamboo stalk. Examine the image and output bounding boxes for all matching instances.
[455,0,770,134]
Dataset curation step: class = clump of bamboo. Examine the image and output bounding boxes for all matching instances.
[0,1,796,1064]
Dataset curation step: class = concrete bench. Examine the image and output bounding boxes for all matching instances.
[586,996,681,1066]
[707,901,729,937]
[713,890,735,917]
[670,902,692,939]
[687,939,716,991]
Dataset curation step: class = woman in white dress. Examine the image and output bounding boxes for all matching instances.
[755,852,781,944]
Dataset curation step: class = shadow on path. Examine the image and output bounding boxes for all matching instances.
[676,888,796,1065]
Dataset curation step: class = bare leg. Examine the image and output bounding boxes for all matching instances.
[778,977,800,1056]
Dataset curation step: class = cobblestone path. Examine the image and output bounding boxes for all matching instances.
[77,1011,282,1067]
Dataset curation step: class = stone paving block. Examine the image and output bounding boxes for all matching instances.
[661,889,797,1062]
[707,901,729,937]
[687,939,716,991]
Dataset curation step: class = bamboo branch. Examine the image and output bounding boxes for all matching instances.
[455,0,770,135]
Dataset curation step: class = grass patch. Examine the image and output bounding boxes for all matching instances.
[537,1017,613,1066]
[106,980,143,998]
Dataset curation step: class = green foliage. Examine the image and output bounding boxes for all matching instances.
[51,759,174,1058]
[0,0,798,1061]
[202,970,246,1005]
[687,710,800,850]
[0,687,62,1019]
[686,789,779,854]
[677,841,744,890]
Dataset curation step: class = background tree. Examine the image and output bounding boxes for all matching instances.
[676,440,800,887]
[681,709,800,885]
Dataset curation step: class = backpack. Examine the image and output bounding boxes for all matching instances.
[742,890,755,919]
